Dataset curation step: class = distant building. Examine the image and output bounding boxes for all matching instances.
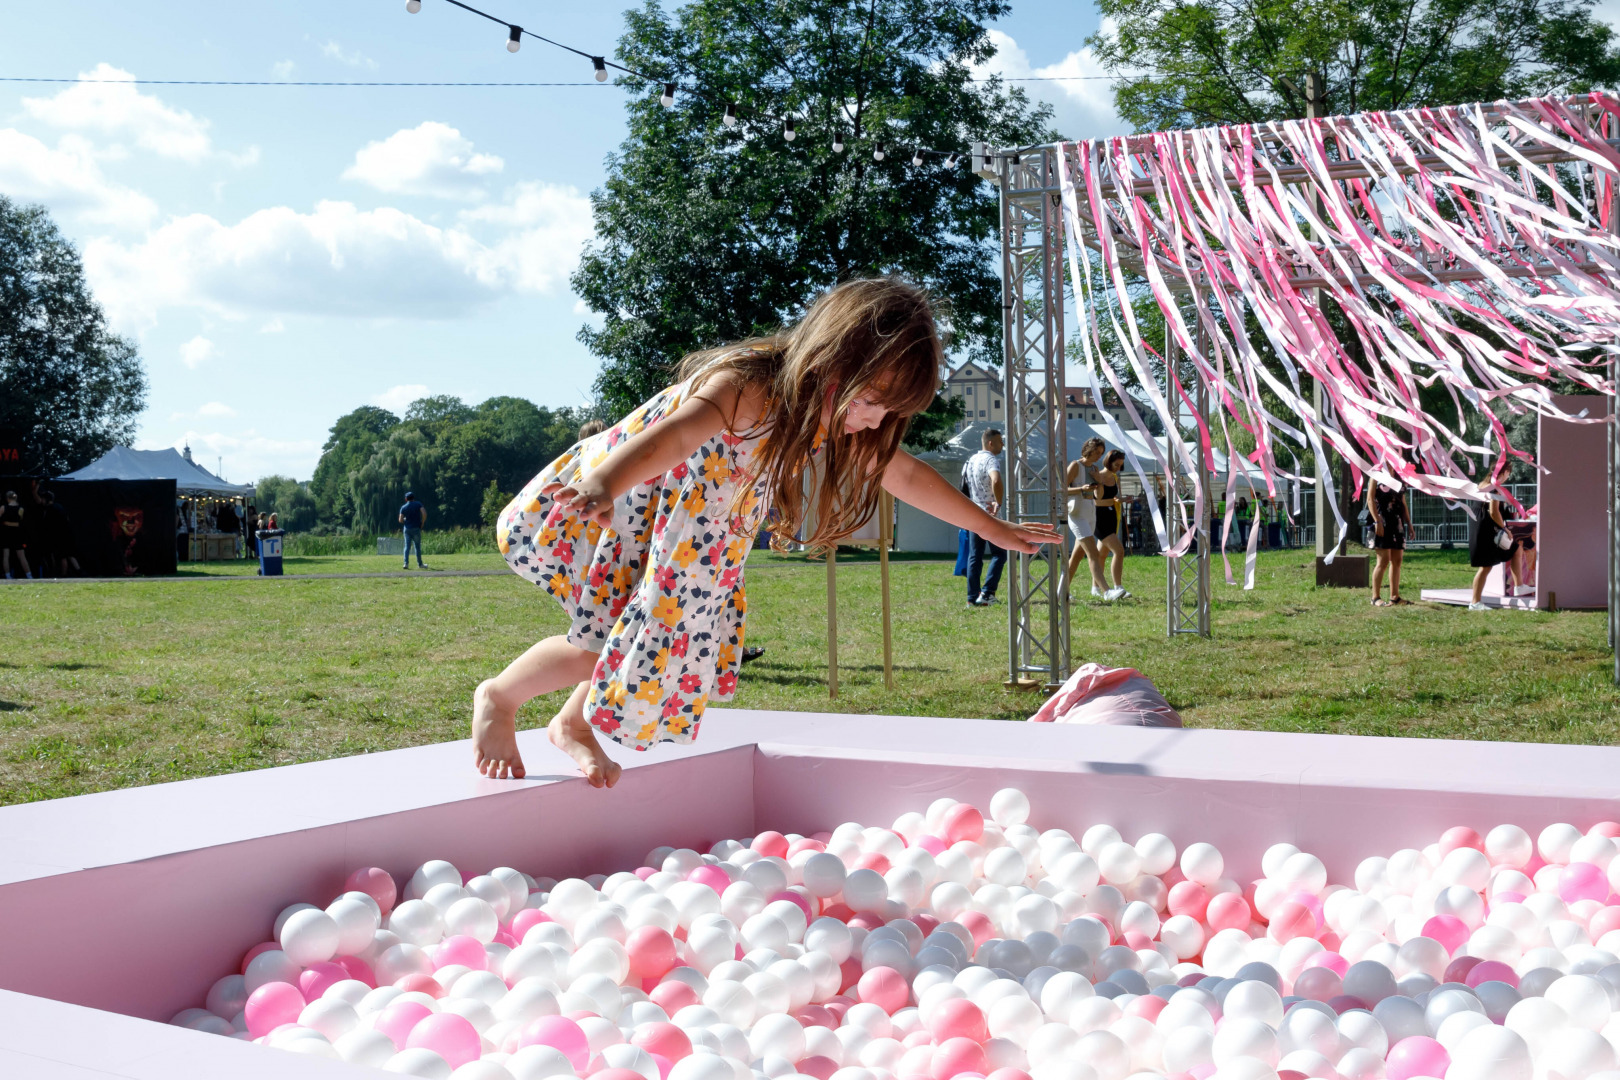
[1034,387,1132,428]
[943,361,1005,428]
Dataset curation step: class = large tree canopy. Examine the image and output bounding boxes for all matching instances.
[1090,0,1620,131]
[574,0,1055,419]
[0,196,146,475]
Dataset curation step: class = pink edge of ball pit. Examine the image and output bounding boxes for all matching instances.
[243,981,305,1039]
[511,909,553,939]
[1421,915,1470,955]
[1386,1035,1451,1080]
[632,1022,692,1062]
[375,1000,433,1049]
[406,1011,481,1069]
[1466,960,1519,988]
[858,966,910,1014]
[345,866,398,915]
[518,1015,592,1069]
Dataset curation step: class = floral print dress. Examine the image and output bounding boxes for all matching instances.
[497,378,771,751]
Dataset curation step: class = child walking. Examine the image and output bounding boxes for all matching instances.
[472,279,1061,786]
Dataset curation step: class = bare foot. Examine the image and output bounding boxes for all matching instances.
[472,680,526,779]
[547,709,623,789]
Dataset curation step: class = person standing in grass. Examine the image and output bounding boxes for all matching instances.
[1368,479,1411,606]
[471,279,1060,786]
[398,490,427,570]
[1063,437,1108,598]
[1,490,29,579]
[1093,450,1131,601]
[962,428,1008,607]
[1468,494,1516,610]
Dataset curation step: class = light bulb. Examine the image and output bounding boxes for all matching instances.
[873,141,885,161]
[593,57,607,82]
[660,82,675,108]
[405,0,421,11]
[506,25,522,52]
[832,135,844,153]
[943,153,958,169]
[912,148,924,166]
[723,103,737,128]
[784,118,796,141]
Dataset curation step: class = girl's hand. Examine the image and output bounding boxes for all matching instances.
[542,475,614,528]
[994,520,1065,554]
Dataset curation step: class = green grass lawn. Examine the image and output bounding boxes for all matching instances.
[1,547,1614,804]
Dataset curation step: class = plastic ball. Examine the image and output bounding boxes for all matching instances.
[1448,1023,1533,1080]
[989,789,1031,828]
[382,1047,454,1077]
[245,981,305,1038]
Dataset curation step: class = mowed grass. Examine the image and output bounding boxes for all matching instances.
[1,547,1615,804]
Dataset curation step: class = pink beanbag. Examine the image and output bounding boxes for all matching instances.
[1029,663,1182,727]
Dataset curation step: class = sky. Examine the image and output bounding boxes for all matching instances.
[1,0,1127,485]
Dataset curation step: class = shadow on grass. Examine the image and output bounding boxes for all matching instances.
[0,700,25,712]
[45,662,100,671]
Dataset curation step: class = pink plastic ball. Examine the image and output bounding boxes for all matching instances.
[752,831,790,858]
[858,966,910,1014]
[916,834,949,856]
[1439,827,1485,855]
[856,852,892,874]
[517,1014,590,1069]
[797,1056,838,1080]
[649,980,699,1014]
[770,890,814,923]
[1591,905,1620,940]
[627,926,678,980]
[1168,880,1211,920]
[928,998,988,1043]
[337,955,376,987]
[633,1021,693,1062]
[787,838,826,857]
[1592,822,1620,838]
[1268,900,1317,943]
[1206,892,1252,932]
[395,973,443,998]
[1421,914,1470,954]
[1465,960,1518,988]
[1561,862,1609,904]
[987,1071,1034,1080]
[435,935,487,971]
[298,962,348,1001]
[1304,951,1349,977]
[634,866,657,880]
[687,864,731,894]
[958,911,995,948]
[1294,966,1343,1002]
[243,982,305,1039]
[1286,890,1325,926]
[1442,955,1482,984]
[1127,995,1167,1022]
[932,1037,989,1079]
[511,909,552,938]
[374,1000,432,1049]
[407,1012,481,1069]
[1386,1035,1451,1080]
[940,804,985,844]
[345,867,398,915]
[596,1071,652,1080]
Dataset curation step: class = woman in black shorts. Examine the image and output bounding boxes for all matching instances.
[1,491,30,579]
[1468,495,1517,610]
[1094,450,1130,601]
[1367,479,1409,606]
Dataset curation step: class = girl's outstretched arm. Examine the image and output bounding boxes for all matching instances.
[548,378,762,527]
[882,450,1062,554]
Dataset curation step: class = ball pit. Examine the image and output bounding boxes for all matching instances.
[153,789,1620,1080]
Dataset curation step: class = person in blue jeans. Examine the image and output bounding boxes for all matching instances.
[962,429,1007,607]
[398,491,427,569]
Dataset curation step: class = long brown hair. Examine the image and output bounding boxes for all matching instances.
[678,278,943,550]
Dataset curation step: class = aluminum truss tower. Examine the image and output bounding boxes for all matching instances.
[997,148,1070,690]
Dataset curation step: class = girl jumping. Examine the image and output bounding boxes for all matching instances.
[472,279,1062,786]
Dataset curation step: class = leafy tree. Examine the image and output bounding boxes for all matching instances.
[310,406,399,526]
[481,479,515,527]
[405,394,477,428]
[902,394,967,452]
[575,0,1055,418]
[0,196,146,475]
[348,427,441,534]
[254,475,320,532]
[1090,0,1620,132]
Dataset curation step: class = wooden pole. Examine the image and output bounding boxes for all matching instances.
[879,492,894,690]
[826,546,838,699]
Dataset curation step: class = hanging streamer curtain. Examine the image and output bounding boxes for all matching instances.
[1056,93,1620,562]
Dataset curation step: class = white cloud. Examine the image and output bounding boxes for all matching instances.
[343,122,505,200]
[179,336,217,369]
[260,318,285,333]
[320,40,379,70]
[0,129,157,227]
[142,431,323,484]
[84,187,594,329]
[198,401,236,417]
[22,64,215,162]
[975,30,1128,140]
[271,60,297,80]
[373,384,429,414]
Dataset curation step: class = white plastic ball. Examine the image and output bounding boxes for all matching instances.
[990,788,1031,827]
[335,1026,398,1067]
[1449,1023,1533,1080]
[243,948,300,993]
[1211,1017,1279,1067]
[407,861,462,901]
[1546,974,1612,1031]
[327,893,383,956]
[1180,843,1224,886]
[383,1047,454,1078]
[389,899,446,947]
[1487,825,1535,869]
[1098,842,1143,886]
[1082,825,1123,857]
[802,853,847,899]
[444,897,500,943]
[1540,823,1584,865]
[1133,834,1177,877]
[278,907,341,966]
[984,847,1029,888]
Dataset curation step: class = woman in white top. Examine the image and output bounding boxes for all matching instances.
[1064,438,1108,597]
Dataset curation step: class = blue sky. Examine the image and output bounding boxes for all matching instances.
[2,0,1125,483]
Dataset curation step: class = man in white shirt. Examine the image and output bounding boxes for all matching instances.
[962,429,1006,607]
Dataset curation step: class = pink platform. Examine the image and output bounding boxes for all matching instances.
[4,709,1620,1076]
[1423,393,1610,610]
